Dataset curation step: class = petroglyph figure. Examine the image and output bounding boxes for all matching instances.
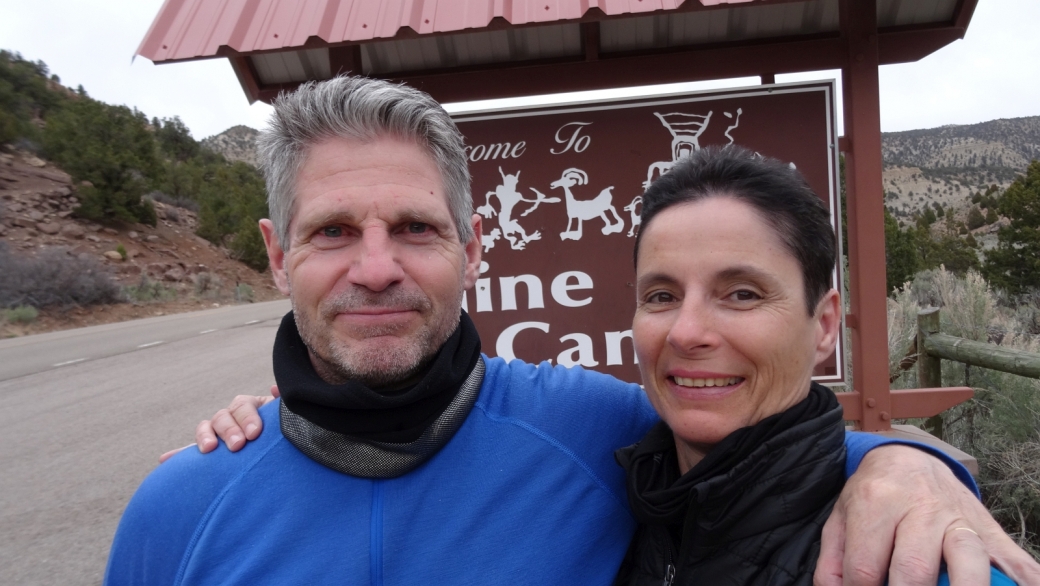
[476,167,560,250]
[481,228,502,252]
[643,111,713,189]
[723,108,743,144]
[623,196,643,238]
[550,168,625,241]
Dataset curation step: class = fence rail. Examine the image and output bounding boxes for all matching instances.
[916,307,1040,388]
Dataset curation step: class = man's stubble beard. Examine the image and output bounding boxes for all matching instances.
[290,281,463,388]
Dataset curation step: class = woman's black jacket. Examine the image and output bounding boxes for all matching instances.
[614,383,846,586]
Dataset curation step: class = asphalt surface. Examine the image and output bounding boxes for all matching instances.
[0,299,291,586]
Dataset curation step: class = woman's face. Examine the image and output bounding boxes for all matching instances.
[632,197,840,468]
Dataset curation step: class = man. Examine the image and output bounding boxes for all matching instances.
[107,76,1040,586]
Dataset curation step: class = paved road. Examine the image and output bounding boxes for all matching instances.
[0,300,292,382]
[0,300,291,586]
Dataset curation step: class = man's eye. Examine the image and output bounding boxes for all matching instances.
[646,291,676,304]
[407,222,430,234]
[322,226,342,238]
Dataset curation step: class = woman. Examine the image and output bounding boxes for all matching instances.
[613,146,1013,585]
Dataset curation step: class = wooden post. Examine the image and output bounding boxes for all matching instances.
[917,308,942,387]
[840,0,892,431]
[918,307,944,439]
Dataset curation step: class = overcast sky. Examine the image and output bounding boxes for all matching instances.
[2,0,1038,141]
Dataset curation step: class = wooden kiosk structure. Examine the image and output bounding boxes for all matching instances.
[137,0,979,439]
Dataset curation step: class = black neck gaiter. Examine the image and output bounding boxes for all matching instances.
[274,309,482,444]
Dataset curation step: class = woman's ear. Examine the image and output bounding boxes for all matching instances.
[813,289,842,367]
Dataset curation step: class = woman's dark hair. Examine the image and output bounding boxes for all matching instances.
[634,145,836,316]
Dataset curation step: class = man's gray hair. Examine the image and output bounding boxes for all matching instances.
[257,76,473,250]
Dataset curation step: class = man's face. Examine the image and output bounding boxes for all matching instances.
[260,135,481,386]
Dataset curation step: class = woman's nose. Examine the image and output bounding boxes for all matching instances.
[666,299,720,354]
[348,228,404,292]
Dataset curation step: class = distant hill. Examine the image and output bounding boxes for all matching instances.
[883,116,1040,169]
[881,116,1040,220]
[201,125,260,168]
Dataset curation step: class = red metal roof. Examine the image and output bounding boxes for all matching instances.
[137,0,689,63]
[136,0,976,104]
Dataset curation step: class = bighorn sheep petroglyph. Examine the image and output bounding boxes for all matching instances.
[549,168,624,241]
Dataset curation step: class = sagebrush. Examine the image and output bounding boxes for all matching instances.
[0,243,122,308]
[888,267,1040,556]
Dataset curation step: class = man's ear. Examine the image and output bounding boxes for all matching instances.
[259,219,290,296]
[462,214,483,290]
[813,289,842,367]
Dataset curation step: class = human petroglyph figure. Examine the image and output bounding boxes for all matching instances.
[550,168,625,241]
[643,111,713,189]
[623,196,642,238]
[476,167,560,250]
[723,108,743,144]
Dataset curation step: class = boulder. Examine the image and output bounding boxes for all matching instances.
[61,223,86,239]
[24,155,46,167]
[86,234,101,243]
[29,210,45,221]
[12,217,34,228]
[128,231,139,239]
[145,234,160,242]
[103,250,124,261]
[102,227,118,235]
[57,210,72,218]
[36,222,61,235]
[145,262,169,278]
[162,267,186,282]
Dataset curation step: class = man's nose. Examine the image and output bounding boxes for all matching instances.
[348,228,404,292]
[666,299,720,354]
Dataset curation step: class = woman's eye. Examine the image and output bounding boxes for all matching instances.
[730,289,760,302]
[322,226,342,238]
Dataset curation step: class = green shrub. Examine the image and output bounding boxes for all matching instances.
[234,283,254,303]
[3,305,39,324]
[967,206,986,230]
[123,275,176,303]
[192,272,222,297]
[43,98,161,225]
[116,243,127,260]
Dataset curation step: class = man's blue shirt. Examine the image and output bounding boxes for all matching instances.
[105,357,977,585]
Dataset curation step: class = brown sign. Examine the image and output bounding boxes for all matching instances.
[453,81,843,384]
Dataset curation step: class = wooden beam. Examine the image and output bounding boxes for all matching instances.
[878,26,965,64]
[329,44,363,76]
[581,22,600,62]
[840,0,892,431]
[387,36,847,103]
[228,56,262,105]
[836,388,973,421]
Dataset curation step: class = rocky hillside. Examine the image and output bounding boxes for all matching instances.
[0,147,281,336]
[201,125,260,167]
[881,116,1040,219]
